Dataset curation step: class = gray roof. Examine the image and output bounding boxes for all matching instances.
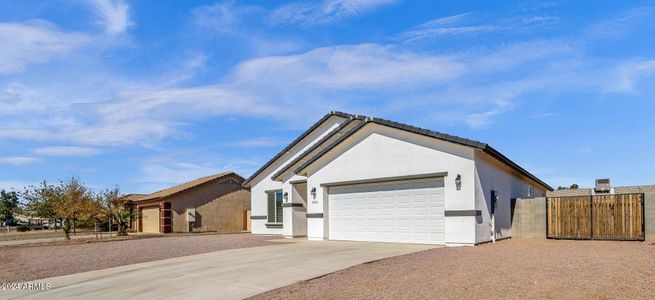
[245,111,553,191]
[242,111,352,186]
[270,116,366,182]
[293,115,553,191]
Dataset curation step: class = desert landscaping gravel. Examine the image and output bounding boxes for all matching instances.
[1,233,279,282]
[253,239,655,299]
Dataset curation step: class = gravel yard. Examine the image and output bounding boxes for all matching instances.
[1,233,279,283]
[253,239,655,299]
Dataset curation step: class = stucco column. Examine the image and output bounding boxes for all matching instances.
[282,202,294,238]
[283,182,308,238]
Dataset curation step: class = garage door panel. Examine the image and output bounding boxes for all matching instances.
[141,207,160,233]
[329,179,445,245]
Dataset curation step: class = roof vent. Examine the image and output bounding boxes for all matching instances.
[595,178,611,193]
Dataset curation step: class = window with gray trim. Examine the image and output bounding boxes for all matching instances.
[267,191,283,223]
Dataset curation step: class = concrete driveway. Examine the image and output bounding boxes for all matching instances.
[5,239,438,299]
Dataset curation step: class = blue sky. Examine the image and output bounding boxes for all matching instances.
[1,0,654,193]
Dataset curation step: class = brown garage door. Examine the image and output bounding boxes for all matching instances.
[141,207,160,233]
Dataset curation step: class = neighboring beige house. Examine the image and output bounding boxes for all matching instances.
[128,172,250,233]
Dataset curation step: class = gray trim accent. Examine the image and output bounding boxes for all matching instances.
[281,203,304,207]
[271,117,366,182]
[243,111,354,186]
[264,189,283,194]
[321,172,448,187]
[289,179,307,184]
[293,115,553,191]
[265,223,283,228]
[444,210,482,217]
[250,215,268,220]
[306,213,324,218]
[295,121,366,175]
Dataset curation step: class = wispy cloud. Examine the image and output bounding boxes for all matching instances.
[271,0,397,26]
[137,157,261,192]
[33,146,101,157]
[233,44,466,89]
[3,36,652,147]
[398,13,495,42]
[231,137,285,147]
[585,7,655,40]
[87,0,132,34]
[192,1,304,56]
[192,1,263,35]
[615,59,655,92]
[0,20,89,75]
[0,156,39,166]
[1,4,655,152]
[465,100,512,129]
[140,162,220,188]
[398,12,558,42]
[0,180,35,192]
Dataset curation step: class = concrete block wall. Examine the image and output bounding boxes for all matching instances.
[511,197,546,239]
[646,192,655,242]
[513,194,654,241]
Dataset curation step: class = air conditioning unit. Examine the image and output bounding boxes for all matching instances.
[595,178,611,193]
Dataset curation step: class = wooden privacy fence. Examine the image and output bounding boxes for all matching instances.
[547,193,644,241]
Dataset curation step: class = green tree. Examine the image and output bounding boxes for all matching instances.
[570,184,579,189]
[100,187,135,236]
[0,190,20,224]
[87,193,108,238]
[22,182,63,229]
[55,177,95,239]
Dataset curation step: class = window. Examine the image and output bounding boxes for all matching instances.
[267,191,283,223]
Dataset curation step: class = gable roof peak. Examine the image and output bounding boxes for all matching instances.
[243,111,354,186]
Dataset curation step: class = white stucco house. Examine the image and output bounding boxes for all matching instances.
[243,111,553,246]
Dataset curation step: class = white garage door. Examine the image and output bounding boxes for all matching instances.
[328,178,445,245]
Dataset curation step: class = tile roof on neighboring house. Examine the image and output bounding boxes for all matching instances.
[293,115,553,191]
[14,214,45,222]
[134,171,244,202]
[122,194,147,201]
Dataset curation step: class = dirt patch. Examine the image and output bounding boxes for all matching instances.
[0,230,83,242]
[1,233,280,282]
[252,239,655,299]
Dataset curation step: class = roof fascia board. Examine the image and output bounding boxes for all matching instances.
[295,118,552,191]
[480,146,553,191]
[243,111,352,186]
[271,116,365,182]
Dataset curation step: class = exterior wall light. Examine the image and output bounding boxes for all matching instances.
[311,187,317,199]
[283,192,289,202]
[455,174,462,191]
